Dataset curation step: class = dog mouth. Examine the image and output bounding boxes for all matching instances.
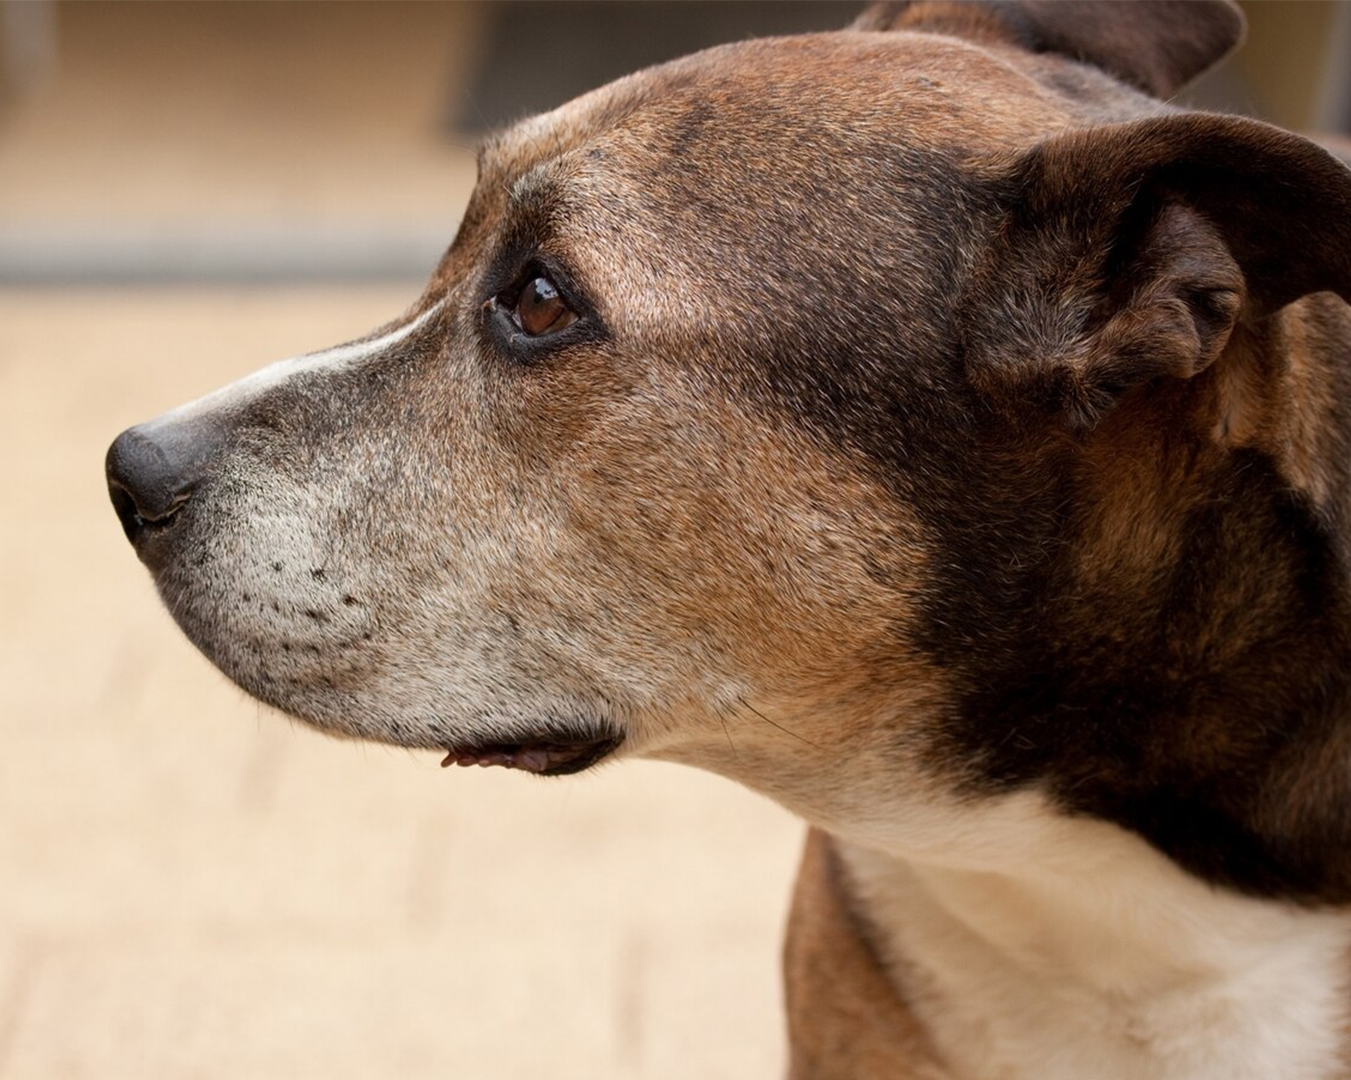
[440,732,625,776]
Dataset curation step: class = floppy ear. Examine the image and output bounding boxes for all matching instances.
[852,1,1244,98]
[964,114,1351,428]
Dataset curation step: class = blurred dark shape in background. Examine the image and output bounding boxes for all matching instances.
[453,2,845,133]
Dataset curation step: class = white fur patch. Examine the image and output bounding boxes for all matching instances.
[150,298,446,426]
[840,792,1351,1080]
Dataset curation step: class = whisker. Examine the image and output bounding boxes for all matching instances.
[736,696,825,750]
[717,707,739,760]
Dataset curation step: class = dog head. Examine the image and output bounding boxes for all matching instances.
[109,1,1351,900]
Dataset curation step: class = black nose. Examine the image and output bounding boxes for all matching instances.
[106,425,199,544]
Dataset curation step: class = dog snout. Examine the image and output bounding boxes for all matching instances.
[106,423,209,547]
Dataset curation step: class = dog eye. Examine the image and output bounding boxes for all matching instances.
[515,275,577,336]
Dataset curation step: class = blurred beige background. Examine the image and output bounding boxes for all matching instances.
[1,3,1347,1079]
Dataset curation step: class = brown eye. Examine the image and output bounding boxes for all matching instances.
[515,275,577,336]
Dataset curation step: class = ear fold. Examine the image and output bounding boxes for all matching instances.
[965,114,1351,428]
[852,1,1244,99]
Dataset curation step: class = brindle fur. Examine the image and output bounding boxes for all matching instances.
[108,2,1351,1076]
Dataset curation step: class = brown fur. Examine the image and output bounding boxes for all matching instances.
[106,1,1351,1075]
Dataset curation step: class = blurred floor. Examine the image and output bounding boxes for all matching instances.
[0,287,801,1079]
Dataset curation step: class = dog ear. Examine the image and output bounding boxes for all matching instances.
[965,113,1351,429]
[851,1,1244,98]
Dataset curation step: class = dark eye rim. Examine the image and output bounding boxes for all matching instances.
[478,256,606,362]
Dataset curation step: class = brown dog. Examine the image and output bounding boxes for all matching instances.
[107,2,1351,1076]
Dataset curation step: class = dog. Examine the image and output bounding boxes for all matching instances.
[106,2,1351,1076]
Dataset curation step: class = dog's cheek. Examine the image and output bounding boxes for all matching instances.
[510,375,941,748]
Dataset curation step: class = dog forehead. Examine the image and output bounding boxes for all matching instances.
[483,29,1074,183]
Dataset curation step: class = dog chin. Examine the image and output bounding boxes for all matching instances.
[245,680,627,777]
[199,649,626,777]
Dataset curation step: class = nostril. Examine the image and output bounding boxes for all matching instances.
[108,479,148,542]
[105,426,198,544]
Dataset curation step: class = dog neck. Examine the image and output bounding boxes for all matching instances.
[805,793,1351,1080]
